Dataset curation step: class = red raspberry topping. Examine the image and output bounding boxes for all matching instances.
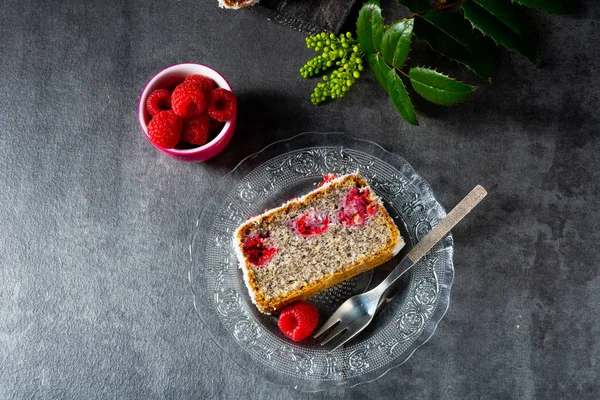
[208,88,237,122]
[146,89,172,117]
[184,74,216,93]
[277,301,319,342]
[147,110,182,149]
[338,188,379,226]
[182,114,210,146]
[171,82,207,118]
[323,173,337,183]
[243,233,277,267]
[294,212,330,237]
[317,173,337,187]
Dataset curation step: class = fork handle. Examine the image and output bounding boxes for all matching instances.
[374,185,487,297]
[407,185,487,264]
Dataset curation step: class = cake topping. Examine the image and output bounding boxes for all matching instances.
[338,188,378,226]
[317,173,337,187]
[277,301,320,342]
[242,233,277,267]
[294,212,331,237]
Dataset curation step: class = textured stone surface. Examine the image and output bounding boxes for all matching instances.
[1,0,599,398]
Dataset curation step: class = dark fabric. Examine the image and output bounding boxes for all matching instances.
[253,0,360,33]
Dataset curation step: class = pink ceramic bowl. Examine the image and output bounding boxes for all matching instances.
[138,63,237,162]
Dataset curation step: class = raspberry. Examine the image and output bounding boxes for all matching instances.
[294,212,330,237]
[277,302,319,342]
[184,74,216,93]
[147,110,182,149]
[317,173,337,187]
[208,88,237,122]
[171,82,207,118]
[322,173,337,183]
[243,233,277,267]
[338,188,378,226]
[146,89,172,117]
[182,114,210,146]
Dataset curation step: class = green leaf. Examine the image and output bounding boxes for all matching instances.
[381,19,414,68]
[471,0,523,35]
[462,0,537,63]
[368,53,390,92]
[511,0,572,14]
[396,0,431,12]
[409,67,476,105]
[357,0,385,54]
[368,54,419,125]
[422,10,485,54]
[415,11,493,80]
[387,69,419,125]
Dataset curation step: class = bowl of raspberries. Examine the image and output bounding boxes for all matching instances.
[138,63,237,162]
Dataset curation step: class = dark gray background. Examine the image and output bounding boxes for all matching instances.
[1,0,599,398]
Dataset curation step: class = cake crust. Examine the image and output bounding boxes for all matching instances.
[234,173,404,314]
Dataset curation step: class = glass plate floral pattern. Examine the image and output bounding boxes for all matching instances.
[189,132,453,391]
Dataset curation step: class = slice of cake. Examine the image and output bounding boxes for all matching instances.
[233,173,405,314]
[218,0,258,9]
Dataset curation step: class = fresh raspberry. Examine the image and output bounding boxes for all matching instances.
[182,114,210,146]
[147,110,182,149]
[171,82,207,118]
[207,88,237,122]
[277,302,319,342]
[184,74,216,93]
[294,212,330,237]
[243,233,277,267]
[146,89,172,117]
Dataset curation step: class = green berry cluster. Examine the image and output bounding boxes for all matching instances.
[300,32,365,105]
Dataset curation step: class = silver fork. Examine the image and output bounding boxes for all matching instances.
[313,185,488,351]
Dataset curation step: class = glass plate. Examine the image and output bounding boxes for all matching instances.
[189,132,453,391]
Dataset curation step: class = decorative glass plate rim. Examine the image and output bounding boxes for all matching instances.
[188,132,454,392]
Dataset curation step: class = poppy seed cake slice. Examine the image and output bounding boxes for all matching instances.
[233,173,404,314]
